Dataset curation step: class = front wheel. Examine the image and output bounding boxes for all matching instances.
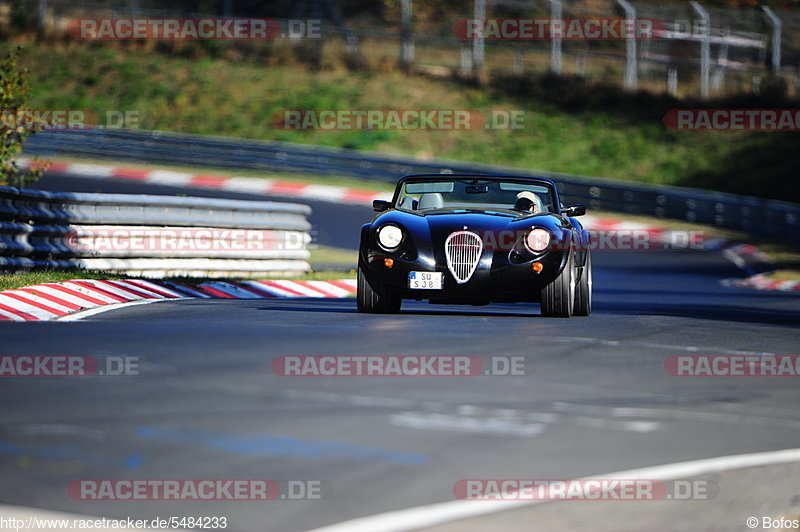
[573,250,592,316]
[357,261,402,314]
[540,252,575,318]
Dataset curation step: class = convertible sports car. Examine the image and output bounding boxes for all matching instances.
[357,174,592,317]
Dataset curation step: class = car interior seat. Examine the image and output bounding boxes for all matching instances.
[418,192,444,210]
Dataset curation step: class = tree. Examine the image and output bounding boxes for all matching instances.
[0,47,49,188]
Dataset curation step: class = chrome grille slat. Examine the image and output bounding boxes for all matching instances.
[445,231,482,284]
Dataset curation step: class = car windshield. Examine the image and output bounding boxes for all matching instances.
[395,179,556,213]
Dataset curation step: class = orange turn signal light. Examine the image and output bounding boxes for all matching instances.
[532,261,543,272]
[384,258,394,268]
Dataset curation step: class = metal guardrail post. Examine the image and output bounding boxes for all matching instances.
[761,6,782,75]
[616,0,637,91]
[690,1,710,99]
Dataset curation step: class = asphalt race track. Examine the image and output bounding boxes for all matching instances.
[1,172,799,531]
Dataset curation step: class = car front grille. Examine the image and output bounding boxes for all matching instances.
[445,231,483,284]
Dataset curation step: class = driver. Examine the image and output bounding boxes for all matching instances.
[514,191,543,214]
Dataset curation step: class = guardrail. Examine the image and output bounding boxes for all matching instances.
[0,185,312,277]
[22,129,800,245]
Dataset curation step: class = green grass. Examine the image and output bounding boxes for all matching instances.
[11,42,797,202]
[309,245,358,267]
[0,270,127,292]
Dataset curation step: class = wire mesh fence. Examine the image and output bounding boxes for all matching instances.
[5,0,800,98]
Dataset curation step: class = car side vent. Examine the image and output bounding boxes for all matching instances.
[445,231,483,284]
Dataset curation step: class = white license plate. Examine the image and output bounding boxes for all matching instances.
[409,271,443,289]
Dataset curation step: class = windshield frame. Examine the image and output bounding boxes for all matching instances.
[391,174,562,215]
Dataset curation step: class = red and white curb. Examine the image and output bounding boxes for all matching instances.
[18,159,388,205]
[0,279,357,322]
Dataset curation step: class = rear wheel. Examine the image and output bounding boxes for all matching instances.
[540,252,575,318]
[357,261,402,314]
[573,250,592,316]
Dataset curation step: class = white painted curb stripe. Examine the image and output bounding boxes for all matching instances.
[5,290,73,314]
[34,285,102,308]
[243,280,300,297]
[60,282,122,304]
[0,294,61,320]
[272,279,328,297]
[306,447,800,532]
[0,307,28,321]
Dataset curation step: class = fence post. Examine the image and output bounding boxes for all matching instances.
[473,0,485,74]
[37,0,47,34]
[761,6,782,75]
[690,1,710,99]
[616,0,637,91]
[400,0,414,67]
[668,66,678,96]
[549,0,563,74]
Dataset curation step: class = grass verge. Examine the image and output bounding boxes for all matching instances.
[10,41,798,202]
[0,270,127,292]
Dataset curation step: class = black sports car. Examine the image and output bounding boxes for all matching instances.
[357,174,592,317]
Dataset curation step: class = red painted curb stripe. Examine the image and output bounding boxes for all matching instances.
[1,292,67,317]
[94,280,158,299]
[327,280,358,294]
[258,280,307,296]
[18,287,82,311]
[196,285,235,298]
[125,280,181,298]
[234,283,278,298]
[189,175,228,188]
[227,282,275,298]
[268,182,308,195]
[301,282,342,298]
[0,302,38,321]
[112,168,150,180]
[70,281,130,303]
[42,284,108,306]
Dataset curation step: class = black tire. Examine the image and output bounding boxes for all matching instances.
[357,261,402,314]
[540,252,575,318]
[573,250,592,316]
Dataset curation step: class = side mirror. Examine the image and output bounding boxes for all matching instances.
[373,200,392,212]
[562,204,586,217]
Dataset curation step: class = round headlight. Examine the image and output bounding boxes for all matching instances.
[525,228,551,252]
[377,224,403,249]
